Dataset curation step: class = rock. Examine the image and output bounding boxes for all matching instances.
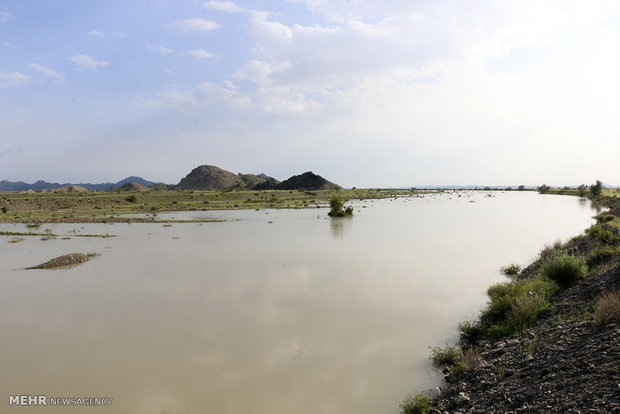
[431,386,442,399]
[455,392,470,406]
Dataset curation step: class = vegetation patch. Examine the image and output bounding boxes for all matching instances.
[540,254,588,288]
[399,392,433,414]
[500,263,521,277]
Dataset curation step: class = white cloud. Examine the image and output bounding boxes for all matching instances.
[0,71,30,87]
[198,80,252,110]
[175,18,220,32]
[88,30,105,37]
[188,49,216,59]
[146,42,173,54]
[28,63,65,83]
[0,11,13,24]
[67,54,109,71]
[205,1,247,13]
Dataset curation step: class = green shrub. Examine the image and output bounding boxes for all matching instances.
[506,292,549,332]
[538,184,550,194]
[481,276,558,338]
[1,206,7,214]
[577,184,588,197]
[596,214,615,223]
[399,393,433,414]
[587,224,617,244]
[500,263,521,277]
[587,245,620,265]
[328,196,353,217]
[429,345,460,367]
[458,321,484,346]
[541,254,587,288]
[590,180,603,197]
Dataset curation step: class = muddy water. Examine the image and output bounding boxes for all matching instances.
[0,192,599,413]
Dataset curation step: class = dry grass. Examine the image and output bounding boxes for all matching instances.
[539,239,563,261]
[593,291,620,325]
[461,346,482,370]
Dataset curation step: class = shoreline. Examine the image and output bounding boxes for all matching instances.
[401,192,620,413]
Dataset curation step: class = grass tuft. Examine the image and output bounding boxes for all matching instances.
[593,291,620,325]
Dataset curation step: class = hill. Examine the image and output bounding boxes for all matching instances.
[275,171,341,190]
[119,182,150,192]
[174,165,340,191]
[174,165,272,190]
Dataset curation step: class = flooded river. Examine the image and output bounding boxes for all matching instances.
[0,192,600,413]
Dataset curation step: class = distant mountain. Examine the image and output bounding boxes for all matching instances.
[0,177,159,192]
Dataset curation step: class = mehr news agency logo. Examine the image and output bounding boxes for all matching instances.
[9,395,113,407]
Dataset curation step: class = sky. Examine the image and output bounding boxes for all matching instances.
[0,0,618,187]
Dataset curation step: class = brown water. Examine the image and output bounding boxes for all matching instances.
[0,192,599,413]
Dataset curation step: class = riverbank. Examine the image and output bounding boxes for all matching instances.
[402,193,620,413]
[0,188,421,223]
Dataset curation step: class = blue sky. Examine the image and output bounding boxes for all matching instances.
[1,0,618,187]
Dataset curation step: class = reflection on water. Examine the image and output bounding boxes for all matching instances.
[0,192,598,414]
[329,217,351,238]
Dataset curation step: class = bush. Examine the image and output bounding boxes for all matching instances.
[458,320,484,346]
[593,291,620,324]
[587,246,620,265]
[429,345,460,367]
[399,393,433,414]
[328,196,353,217]
[541,254,587,288]
[538,184,550,194]
[577,184,588,197]
[500,263,521,277]
[1,206,7,213]
[587,224,618,245]
[590,180,603,197]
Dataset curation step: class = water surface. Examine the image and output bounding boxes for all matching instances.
[0,192,598,413]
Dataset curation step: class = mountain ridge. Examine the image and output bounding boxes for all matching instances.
[0,176,159,192]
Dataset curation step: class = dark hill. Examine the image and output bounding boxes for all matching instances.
[275,171,341,190]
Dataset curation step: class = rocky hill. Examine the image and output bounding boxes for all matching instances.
[175,166,341,191]
[174,165,274,190]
